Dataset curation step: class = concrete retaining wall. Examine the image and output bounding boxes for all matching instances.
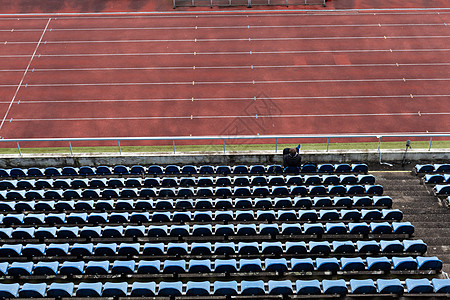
[0,149,448,168]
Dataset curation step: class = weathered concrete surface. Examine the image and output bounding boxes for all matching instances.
[0,148,448,168]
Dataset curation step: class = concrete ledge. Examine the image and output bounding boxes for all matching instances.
[0,149,448,168]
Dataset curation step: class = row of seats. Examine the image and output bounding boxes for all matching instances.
[0,208,404,226]
[0,163,369,178]
[0,256,442,276]
[0,174,375,190]
[0,221,415,240]
[0,196,393,212]
[0,239,425,257]
[415,164,450,174]
[0,184,384,200]
[1,278,449,297]
[424,174,450,184]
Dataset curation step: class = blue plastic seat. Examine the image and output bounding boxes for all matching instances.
[252,186,270,197]
[198,187,215,197]
[393,256,417,270]
[193,210,213,222]
[347,185,365,194]
[361,209,382,220]
[291,185,308,196]
[286,242,307,255]
[71,243,94,256]
[3,213,24,225]
[165,165,180,175]
[47,283,74,297]
[12,227,35,239]
[113,165,129,175]
[318,164,334,173]
[403,239,427,254]
[432,278,450,293]
[358,174,376,184]
[259,223,279,235]
[236,210,254,221]
[153,199,172,210]
[328,185,347,195]
[17,180,35,189]
[323,279,348,295]
[435,164,450,173]
[131,282,156,297]
[214,242,235,255]
[374,196,392,206]
[8,262,34,276]
[27,168,44,177]
[291,258,314,272]
[198,165,214,174]
[163,260,186,274]
[267,165,283,174]
[102,282,128,297]
[366,184,384,195]
[405,278,433,293]
[22,244,46,257]
[393,221,415,234]
[19,283,46,298]
[325,222,347,235]
[380,240,403,253]
[377,279,404,294]
[417,256,442,270]
[350,279,376,294]
[309,185,327,195]
[137,260,160,274]
[125,178,142,187]
[237,224,257,236]
[215,176,231,186]
[293,197,312,208]
[76,282,102,297]
[250,165,265,174]
[370,222,393,234]
[352,163,368,173]
[160,177,177,187]
[33,261,59,275]
[316,257,340,271]
[148,225,168,237]
[135,199,153,210]
[341,209,361,220]
[215,224,234,236]
[181,165,197,175]
[46,243,69,256]
[10,168,27,177]
[353,196,372,206]
[214,259,237,273]
[130,212,149,223]
[382,209,403,221]
[111,260,135,274]
[214,281,238,296]
[332,240,355,253]
[35,226,57,239]
[415,164,434,173]
[186,281,210,296]
[268,176,284,186]
[274,197,292,208]
[320,209,339,220]
[341,257,365,271]
[340,174,357,184]
[102,225,124,238]
[303,223,324,235]
[93,199,113,210]
[167,242,188,256]
[191,242,212,255]
[94,243,117,256]
[234,197,252,208]
[349,222,370,234]
[301,164,317,173]
[367,256,391,271]
[44,167,61,177]
[265,258,288,272]
[296,280,321,295]
[118,242,141,255]
[147,165,163,175]
[309,241,331,254]
[269,280,293,295]
[241,280,265,295]
[189,259,211,273]
[124,225,145,237]
[57,226,79,239]
[234,176,249,186]
[0,201,15,212]
[281,223,302,235]
[238,242,259,255]
[85,260,109,275]
[172,211,191,222]
[0,228,12,239]
[0,244,22,257]
[298,210,317,221]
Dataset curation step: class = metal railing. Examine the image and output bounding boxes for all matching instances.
[173,0,327,8]
[0,133,448,156]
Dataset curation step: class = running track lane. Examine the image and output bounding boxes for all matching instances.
[0,11,449,146]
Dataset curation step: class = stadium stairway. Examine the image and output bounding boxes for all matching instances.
[374,171,450,275]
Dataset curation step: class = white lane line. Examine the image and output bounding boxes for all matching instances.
[2,48,450,58]
[1,22,446,32]
[0,18,51,132]
[7,35,450,44]
[5,77,450,88]
[1,62,450,73]
[5,94,449,104]
[9,112,450,122]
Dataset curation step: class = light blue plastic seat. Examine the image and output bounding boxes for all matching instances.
[57,226,79,239]
[286,242,307,255]
[19,283,46,298]
[323,279,348,295]
[392,256,417,270]
[403,239,427,254]
[316,257,340,271]
[12,227,35,239]
[309,241,331,254]
[148,225,168,237]
[163,260,186,274]
[296,280,321,295]
[46,243,69,256]
[118,243,140,256]
[124,225,146,237]
[236,224,257,236]
[137,260,160,274]
[357,240,380,254]
[377,279,404,294]
[298,210,317,221]
[47,282,74,298]
[268,280,293,295]
[238,242,259,255]
[94,243,117,256]
[131,282,156,297]
[33,261,59,275]
[158,282,182,296]
[350,279,376,294]
[432,278,450,293]
[261,242,283,255]
[367,256,391,271]
[349,222,370,234]
[239,259,262,272]
[0,244,22,257]
[370,222,393,234]
[417,256,442,270]
[281,223,302,235]
[341,257,365,271]
[326,222,347,234]
[332,240,355,253]
[102,282,128,297]
[265,258,288,272]
[60,261,85,275]
[0,283,19,298]
[213,281,238,296]
[169,224,189,237]
[188,259,211,273]
[405,278,433,293]
[191,242,212,255]
[193,224,213,236]
[22,244,46,257]
[143,243,164,256]
[214,242,235,255]
[241,280,265,295]
[186,281,210,296]
[85,260,109,275]
[76,282,102,297]
[380,240,403,253]
[303,223,324,235]
[167,242,188,256]
[257,210,276,222]
[111,260,135,274]
[8,262,34,276]
[214,259,237,273]
[87,212,107,224]
[393,221,415,234]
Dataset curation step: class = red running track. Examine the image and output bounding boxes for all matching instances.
[0,10,449,146]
